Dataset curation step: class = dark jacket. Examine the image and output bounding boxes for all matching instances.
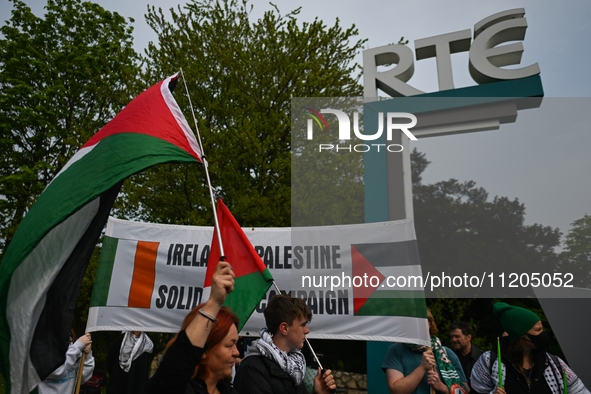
[233,342,308,394]
[107,333,151,394]
[472,337,554,394]
[454,343,484,389]
[187,378,236,394]
[495,340,553,394]
[145,330,238,394]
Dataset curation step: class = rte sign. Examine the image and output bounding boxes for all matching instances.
[363,8,541,97]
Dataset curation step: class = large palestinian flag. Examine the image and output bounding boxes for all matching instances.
[0,74,202,394]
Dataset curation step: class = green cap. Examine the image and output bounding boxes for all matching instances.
[493,302,540,341]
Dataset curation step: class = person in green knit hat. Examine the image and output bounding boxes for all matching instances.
[471,302,590,394]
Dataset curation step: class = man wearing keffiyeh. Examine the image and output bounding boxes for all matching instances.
[234,294,336,394]
[382,309,468,394]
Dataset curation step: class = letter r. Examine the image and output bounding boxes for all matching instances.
[387,112,418,140]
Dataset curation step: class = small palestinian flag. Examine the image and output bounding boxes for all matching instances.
[204,199,273,331]
[0,74,202,394]
[352,241,427,318]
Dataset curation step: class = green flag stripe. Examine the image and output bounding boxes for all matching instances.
[1,133,197,321]
[0,133,198,391]
[1,133,197,274]
[223,271,272,332]
[355,290,427,318]
[90,236,119,307]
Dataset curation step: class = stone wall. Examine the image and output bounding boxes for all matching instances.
[333,370,367,394]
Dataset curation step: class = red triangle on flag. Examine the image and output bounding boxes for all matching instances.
[351,245,385,314]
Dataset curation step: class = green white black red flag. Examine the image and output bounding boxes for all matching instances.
[0,74,202,394]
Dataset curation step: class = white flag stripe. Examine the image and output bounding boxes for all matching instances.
[106,239,138,307]
[8,198,99,394]
[160,74,203,160]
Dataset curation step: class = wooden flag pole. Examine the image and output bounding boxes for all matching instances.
[179,68,225,257]
[73,352,86,394]
[427,346,435,394]
[431,367,436,394]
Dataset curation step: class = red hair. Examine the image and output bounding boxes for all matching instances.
[166,304,239,381]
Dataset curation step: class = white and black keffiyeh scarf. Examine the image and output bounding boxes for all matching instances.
[256,328,306,385]
[471,351,591,394]
[119,331,154,372]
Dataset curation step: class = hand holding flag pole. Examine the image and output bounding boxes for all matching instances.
[181,68,333,393]
[183,69,273,333]
[427,346,435,394]
[271,281,336,393]
[305,336,337,394]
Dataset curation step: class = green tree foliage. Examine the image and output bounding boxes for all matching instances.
[0,0,141,256]
[412,149,564,357]
[411,148,561,298]
[115,0,366,228]
[558,214,591,288]
[1,0,142,377]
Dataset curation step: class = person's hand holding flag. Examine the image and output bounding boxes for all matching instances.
[186,261,235,347]
[314,368,337,394]
[210,261,235,307]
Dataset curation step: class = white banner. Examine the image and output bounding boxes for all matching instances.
[87,217,430,345]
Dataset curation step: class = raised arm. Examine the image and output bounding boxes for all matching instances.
[44,333,91,380]
[146,261,235,393]
[185,261,235,347]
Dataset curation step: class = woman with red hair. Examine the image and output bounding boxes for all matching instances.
[147,261,240,393]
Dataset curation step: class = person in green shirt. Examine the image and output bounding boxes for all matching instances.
[382,309,468,394]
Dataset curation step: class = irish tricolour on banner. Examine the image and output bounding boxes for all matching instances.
[0,74,202,394]
[87,217,430,346]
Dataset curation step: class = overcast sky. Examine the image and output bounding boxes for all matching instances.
[2,0,590,243]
